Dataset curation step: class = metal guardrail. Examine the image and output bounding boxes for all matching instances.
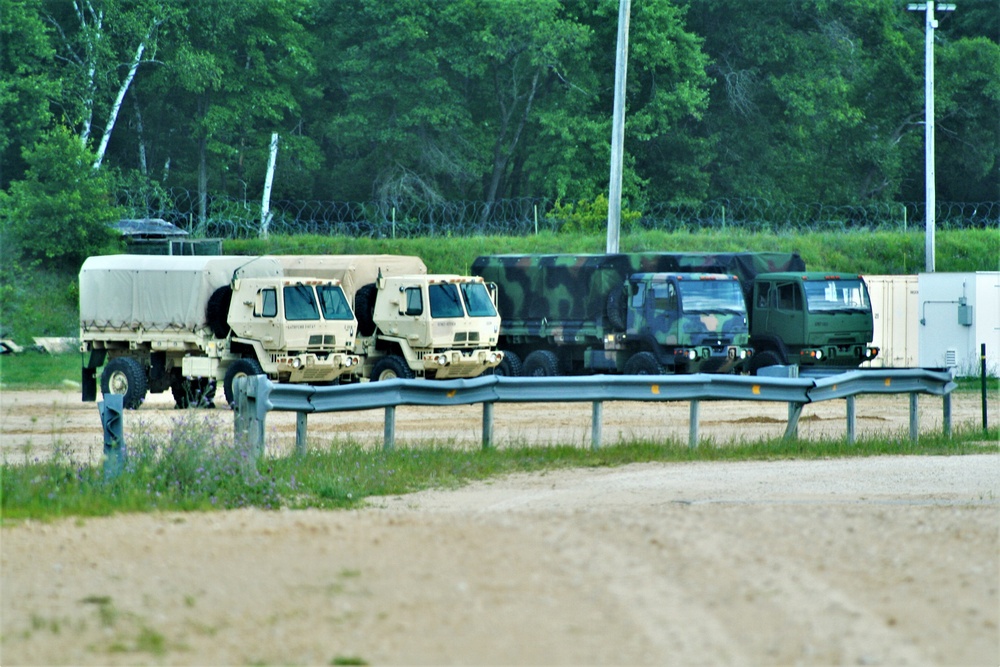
[233,368,956,455]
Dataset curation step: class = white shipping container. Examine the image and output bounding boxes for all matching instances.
[917,272,1000,376]
[863,275,919,368]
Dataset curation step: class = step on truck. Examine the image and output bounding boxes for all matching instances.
[471,253,752,376]
[637,252,880,373]
[80,255,361,409]
[276,255,503,380]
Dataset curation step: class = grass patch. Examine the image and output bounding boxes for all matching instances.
[0,352,82,389]
[2,410,996,522]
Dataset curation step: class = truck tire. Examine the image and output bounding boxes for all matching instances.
[493,350,523,377]
[749,350,782,375]
[206,286,233,339]
[101,357,149,410]
[171,376,217,409]
[624,351,663,375]
[354,283,378,337]
[223,358,265,408]
[606,286,628,330]
[371,355,414,381]
[523,350,560,377]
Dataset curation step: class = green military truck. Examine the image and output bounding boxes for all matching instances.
[638,253,880,373]
[471,253,752,376]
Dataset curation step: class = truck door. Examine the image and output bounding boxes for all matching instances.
[242,286,283,350]
[766,280,805,347]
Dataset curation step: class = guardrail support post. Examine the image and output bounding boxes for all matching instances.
[384,406,396,451]
[233,375,267,458]
[99,393,125,480]
[689,400,699,448]
[784,404,803,440]
[295,412,308,455]
[482,402,495,450]
[846,396,856,444]
[591,401,603,450]
[909,392,919,442]
[943,392,952,438]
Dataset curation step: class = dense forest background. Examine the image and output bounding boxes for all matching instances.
[1,0,998,264]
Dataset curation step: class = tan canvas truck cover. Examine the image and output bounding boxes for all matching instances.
[79,255,283,333]
[276,255,427,301]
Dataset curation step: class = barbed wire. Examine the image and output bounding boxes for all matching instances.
[115,188,999,239]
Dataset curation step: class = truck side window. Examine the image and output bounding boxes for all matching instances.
[404,286,423,316]
[757,283,771,308]
[630,283,646,308]
[777,283,799,310]
[256,288,278,318]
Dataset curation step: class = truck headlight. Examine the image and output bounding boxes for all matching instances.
[292,357,302,369]
[815,350,823,360]
[687,350,697,361]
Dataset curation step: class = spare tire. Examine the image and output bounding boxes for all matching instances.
[206,286,233,339]
[354,283,378,337]
[607,286,628,330]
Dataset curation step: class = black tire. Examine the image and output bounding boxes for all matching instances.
[606,286,628,330]
[749,349,783,376]
[354,283,378,337]
[223,358,265,407]
[206,286,233,339]
[624,351,664,375]
[101,357,149,410]
[371,355,414,381]
[523,349,560,377]
[171,375,217,409]
[493,350,523,377]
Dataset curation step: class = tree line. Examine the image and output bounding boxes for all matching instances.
[1,0,997,262]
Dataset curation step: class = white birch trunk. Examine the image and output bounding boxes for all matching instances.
[260,132,280,239]
[92,37,148,170]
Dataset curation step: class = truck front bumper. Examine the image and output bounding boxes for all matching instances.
[280,353,363,382]
[675,345,752,373]
[422,349,504,379]
[799,345,880,366]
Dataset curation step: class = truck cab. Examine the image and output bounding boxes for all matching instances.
[622,273,751,373]
[750,272,879,370]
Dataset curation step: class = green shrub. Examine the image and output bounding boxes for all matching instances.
[547,194,642,234]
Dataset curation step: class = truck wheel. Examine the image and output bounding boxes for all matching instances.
[101,357,149,410]
[493,350,523,377]
[172,376,217,409]
[206,286,233,339]
[523,350,560,377]
[354,284,378,337]
[606,286,628,330]
[224,358,265,407]
[624,351,663,375]
[372,355,414,381]
[749,350,782,375]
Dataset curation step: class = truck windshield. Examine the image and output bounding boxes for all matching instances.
[316,285,354,320]
[429,283,465,318]
[679,280,746,314]
[284,284,320,321]
[460,282,498,317]
[803,280,869,313]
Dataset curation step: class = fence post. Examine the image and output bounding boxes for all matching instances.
[99,393,125,480]
[846,396,856,444]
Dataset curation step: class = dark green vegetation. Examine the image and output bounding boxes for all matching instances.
[2,408,997,521]
[2,0,998,268]
[2,228,997,347]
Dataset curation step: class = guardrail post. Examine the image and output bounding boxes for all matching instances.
[786,365,800,440]
[909,392,919,442]
[846,396,856,444]
[234,375,268,458]
[384,406,396,451]
[295,412,308,455]
[943,392,952,438]
[482,402,495,450]
[98,393,125,480]
[591,401,603,450]
[689,400,699,448]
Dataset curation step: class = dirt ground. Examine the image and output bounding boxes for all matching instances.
[1,388,998,665]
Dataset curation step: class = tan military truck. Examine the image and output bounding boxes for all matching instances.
[277,255,503,380]
[80,255,361,409]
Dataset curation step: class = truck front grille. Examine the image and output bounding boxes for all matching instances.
[308,334,337,348]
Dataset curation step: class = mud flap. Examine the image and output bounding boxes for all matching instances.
[82,366,97,402]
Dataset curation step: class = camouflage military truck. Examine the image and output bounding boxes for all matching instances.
[471,254,752,376]
[276,255,503,380]
[634,253,879,373]
[80,255,361,409]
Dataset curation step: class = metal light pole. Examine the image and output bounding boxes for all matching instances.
[907,2,955,273]
[606,0,631,254]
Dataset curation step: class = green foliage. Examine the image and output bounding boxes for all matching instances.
[547,194,642,234]
[1,126,122,267]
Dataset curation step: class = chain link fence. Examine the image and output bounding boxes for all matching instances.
[116,189,999,239]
